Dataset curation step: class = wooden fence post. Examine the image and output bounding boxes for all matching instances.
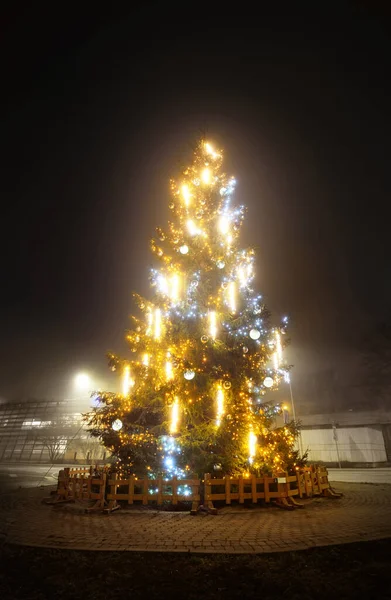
[128,476,135,505]
[172,476,178,505]
[225,476,231,505]
[142,477,148,505]
[251,475,257,503]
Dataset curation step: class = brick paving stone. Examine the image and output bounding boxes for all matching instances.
[1,481,391,553]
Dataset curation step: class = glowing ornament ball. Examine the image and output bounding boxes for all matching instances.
[179,245,189,254]
[184,370,195,380]
[112,419,123,431]
[223,380,231,390]
[201,335,208,344]
[249,328,260,340]
[263,377,274,388]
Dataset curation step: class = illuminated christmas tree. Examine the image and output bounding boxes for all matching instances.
[84,140,303,478]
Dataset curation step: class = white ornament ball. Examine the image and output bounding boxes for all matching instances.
[184,370,195,380]
[216,260,225,269]
[179,245,189,254]
[263,377,274,388]
[249,328,261,340]
[112,419,123,431]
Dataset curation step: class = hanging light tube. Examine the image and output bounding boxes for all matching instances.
[209,311,217,339]
[216,385,224,426]
[170,398,179,434]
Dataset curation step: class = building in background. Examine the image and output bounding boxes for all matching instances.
[1,398,391,467]
[0,399,106,463]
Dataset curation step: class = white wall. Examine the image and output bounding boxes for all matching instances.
[300,426,387,463]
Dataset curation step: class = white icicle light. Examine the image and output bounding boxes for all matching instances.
[122,365,134,396]
[154,308,161,339]
[219,215,230,235]
[201,167,211,184]
[170,273,180,302]
[181,184,191,206]
[216,386,224,426]
[166,360,173,381]
[209,311,217,339]
[275,330,283,365]
[170,398,179,434]
[248,429,257,463]
[228,281,236,313]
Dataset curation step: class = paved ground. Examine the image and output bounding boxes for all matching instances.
[328,468,391,484]
[0,464,83,492]
[1,481,391,553]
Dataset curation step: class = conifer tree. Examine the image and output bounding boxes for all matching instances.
[84,140,303,478]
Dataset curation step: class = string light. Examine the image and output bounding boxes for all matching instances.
[157,274,169,295]
[122,365,134,396]
[166,359,173,381]
[238,266,246,288]
[181,184,191,207]
[209,311,217,339]
[219,215,230,235]
[201,167,211,184]
[154,308,161,339]
[187,219,199,236]
[249,428,257,464]
[170,398,179,434]
[170,273,180,302]
[275,330,283,365]
[216,385,224,426]
[146,309,153,336]
[228,281,236,313]
[142,353,149,367]
[204,142,220,159]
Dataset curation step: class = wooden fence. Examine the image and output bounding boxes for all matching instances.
[204,472,302,511]
[106,473,200,514]
[47,465,339,513]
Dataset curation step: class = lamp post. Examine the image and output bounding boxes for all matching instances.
[74,372,91,393]
[286,375,304,456]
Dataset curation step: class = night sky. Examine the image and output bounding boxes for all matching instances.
[1,6,390,407]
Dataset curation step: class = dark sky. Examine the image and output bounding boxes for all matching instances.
[1,5,390,403]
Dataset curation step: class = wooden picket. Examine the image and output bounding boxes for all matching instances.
[106,474,201,514]
[204,472,302,511]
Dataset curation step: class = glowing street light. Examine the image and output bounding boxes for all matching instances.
[74,372,91,391]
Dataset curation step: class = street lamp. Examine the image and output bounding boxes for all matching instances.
[74,372,91,392]
[285,373,304,456]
